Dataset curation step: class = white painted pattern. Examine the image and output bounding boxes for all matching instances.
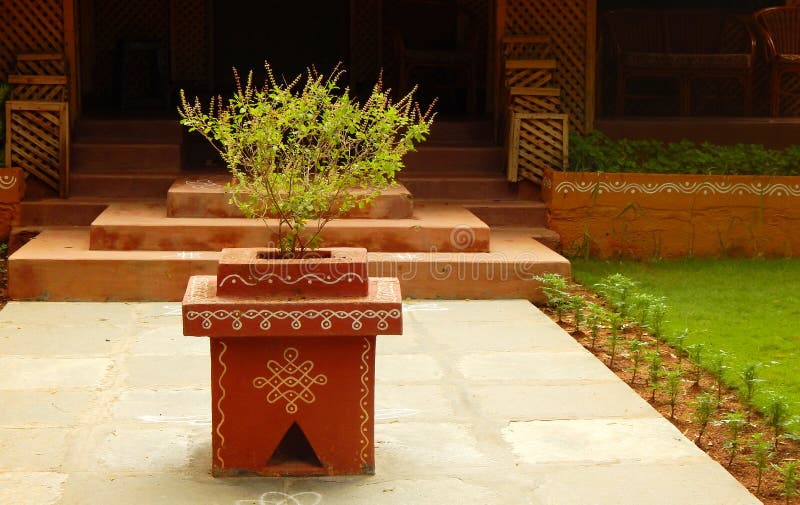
[218,271,364,288]
[188,277,211,301]
[552,179,800,197]
[235,491,323,505]
[215,341,229,468]
[0,175,17,190]
[184,177,222,189]
[252,347,327,414]
[186,308,401,332]
[358,337,371,465]
[375,279,398,302]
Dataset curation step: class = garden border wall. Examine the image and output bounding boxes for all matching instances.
[542,168,800,258]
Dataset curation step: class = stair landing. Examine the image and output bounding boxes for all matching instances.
[9,227,569,302]
[89,201,490,253]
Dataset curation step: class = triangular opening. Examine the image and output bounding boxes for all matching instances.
[267,422,323,468]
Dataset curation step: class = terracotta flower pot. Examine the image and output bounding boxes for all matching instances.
[182,247,402,477]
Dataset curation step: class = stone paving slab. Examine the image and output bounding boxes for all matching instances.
[0,300,760,505]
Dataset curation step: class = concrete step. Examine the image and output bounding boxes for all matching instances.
[70,172,179,198]
[166,175,415,219]
[8,227,570,302]
[71,142,182,173]
[419,199,547,227]
[74,119,184,144]
[88,202,491,253]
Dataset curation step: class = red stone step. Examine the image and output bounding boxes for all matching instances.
[74,119,184,144]
[19,198,110,226]
[88,202,491,253]
[403,145,503,172]
[419,199,547,227]
[493,226,561,253]
[71,142,182,173]
[18,197,165,226]
[399,174,517,200]
[427,120,494,145]
[70,173,179,198]
[166,175,414,219]
[8,228,570,302]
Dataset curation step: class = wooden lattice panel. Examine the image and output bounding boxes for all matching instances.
[5,101,69,197]
[8,74,68,101]
[509,87,561,113]
[504,59,555,88]
[504,0,594,133]
[0,0,65,78]
[507,113,568,184]
[170,0,208,84]
[15,53,66,75]
[502,35,551,59]
[779,73,800,116]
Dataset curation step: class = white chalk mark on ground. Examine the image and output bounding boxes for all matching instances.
[235,491,323,505]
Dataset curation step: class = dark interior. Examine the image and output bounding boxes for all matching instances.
[212,0,349,94]
[597,0,785,117]
[79,0,486,118]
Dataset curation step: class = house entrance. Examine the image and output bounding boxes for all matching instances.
[77,0,489,118]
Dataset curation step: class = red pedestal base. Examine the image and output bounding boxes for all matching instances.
[210,335,377,476]
[182,247,401,477]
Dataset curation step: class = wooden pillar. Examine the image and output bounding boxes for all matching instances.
[63,0,79,124]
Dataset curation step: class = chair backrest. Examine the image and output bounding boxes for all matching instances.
[663,10,747,54]
[604,10,667,54]
[755,6,800,55]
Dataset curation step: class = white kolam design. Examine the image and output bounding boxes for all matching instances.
[552,179,800,197]
[252,347,327,414]
[215,341,229,467]
[358,337,371,465]
[186,308,402,332]
[184,177,223,190]
[219,271,365,287]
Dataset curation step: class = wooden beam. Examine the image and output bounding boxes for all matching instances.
[8,75,68,85]
[63,0,79,125]
[584,0,597,132]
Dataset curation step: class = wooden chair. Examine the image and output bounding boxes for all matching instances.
[754,7,800,116]
[605,9,756,116]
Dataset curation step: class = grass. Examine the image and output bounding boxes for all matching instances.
[571,258,800,424]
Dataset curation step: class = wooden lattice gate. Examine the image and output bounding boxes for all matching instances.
[498,0,596,135]
[5,101,69,196]
[0,0,73,197]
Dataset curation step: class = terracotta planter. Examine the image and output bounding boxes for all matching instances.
[0,167,25,241]
[543,168,800,258]
[182,247,402,477]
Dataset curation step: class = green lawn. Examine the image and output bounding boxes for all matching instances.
[571,258,800,421]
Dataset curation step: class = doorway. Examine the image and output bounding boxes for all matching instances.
[211,0,349,94]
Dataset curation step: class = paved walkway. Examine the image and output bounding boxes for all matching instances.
[0,300,759,505]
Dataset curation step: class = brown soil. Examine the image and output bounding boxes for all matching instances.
[539,285,800,504]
